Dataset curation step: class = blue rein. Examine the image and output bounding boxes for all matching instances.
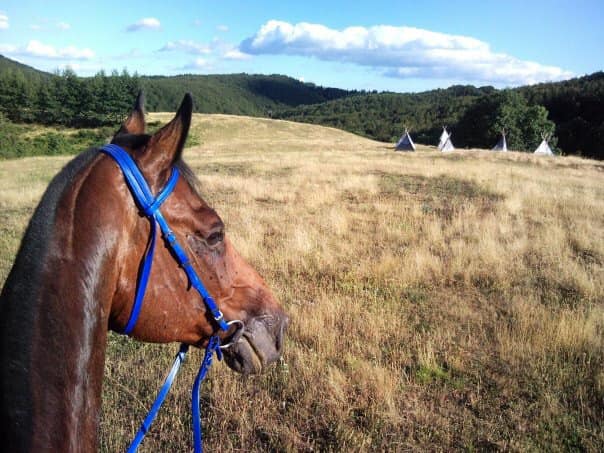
[100,144,234,452]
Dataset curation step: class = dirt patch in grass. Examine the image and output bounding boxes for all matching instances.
[374,171,500,201]
[370,171,503,219]
[255,197,286,206]
[200,162,256,177]
[569,239,602,267]
[198,162,295,179]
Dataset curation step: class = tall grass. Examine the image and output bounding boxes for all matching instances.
[0,114,602,451]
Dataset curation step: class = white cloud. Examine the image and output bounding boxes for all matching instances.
[27,20,70,32]
[159,40,211,55]
[216,24,229,32]
[27,40,94,59]
[240,20,573,85]
[183,58,209,70]
[223,48,251,60]
[1,40,94,60]
[126,17,161,32]
[159,38,249,62]
[192,19,202,28]
[0,12,8,30]
[0,43,17,53]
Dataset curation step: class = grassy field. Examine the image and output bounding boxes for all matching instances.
[1,114,603,451]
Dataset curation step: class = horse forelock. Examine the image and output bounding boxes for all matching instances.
[174,159,203,196]
[111,132,201,195]
[111,132,151,150]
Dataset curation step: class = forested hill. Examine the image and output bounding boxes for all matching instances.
[0,55,602,158]
[0,55,51,83]
[139,74,353,114]
[276,73,604,159]
[0,55,353,118]
[518,73,604,159]
[276,85,496,146]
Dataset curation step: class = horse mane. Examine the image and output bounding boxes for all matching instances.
[0,134,200,326]
[0,131,204,447]
[0,148,100,309]
[0,148,99,448]
[0,136,201,349]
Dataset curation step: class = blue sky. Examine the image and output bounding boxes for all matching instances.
[0,0,602,92]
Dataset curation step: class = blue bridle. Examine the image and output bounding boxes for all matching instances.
[100,144,241,452]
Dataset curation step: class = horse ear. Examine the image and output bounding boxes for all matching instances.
[140,93,193,185]
[116,91,146,135]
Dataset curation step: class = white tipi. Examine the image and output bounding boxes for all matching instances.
[534,133,554,156]
[395,128,416,151]
[492,130,508,152]
[441,134,455,152]
[437,126,449,150]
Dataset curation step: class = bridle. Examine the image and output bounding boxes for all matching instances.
[100,144,243,452]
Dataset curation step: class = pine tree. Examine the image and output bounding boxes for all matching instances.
[34,82,59,124]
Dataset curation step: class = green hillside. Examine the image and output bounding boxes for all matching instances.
[0,55,602,159]
[0,55,353,119]
[276,74,604,159]
[0,55,51,83]
[519,72,604,158]
[141,74,352,114]
[275,85,494,145]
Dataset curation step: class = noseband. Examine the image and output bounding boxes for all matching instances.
[100,144,242,452]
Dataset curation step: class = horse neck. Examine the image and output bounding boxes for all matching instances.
[0,150,119,452]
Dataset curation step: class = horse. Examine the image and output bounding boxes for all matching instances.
[0,92,289,452]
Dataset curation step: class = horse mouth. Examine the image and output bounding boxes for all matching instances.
[223,334,264,374]
[222,315,287,374]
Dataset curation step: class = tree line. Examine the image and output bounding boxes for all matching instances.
[519,72,604,159]
[453,91,556,151]
[0,67,140,127]
[0,54,602,159]
[275,86,557,153]
[276,73,604,159]
[0,63,353,127]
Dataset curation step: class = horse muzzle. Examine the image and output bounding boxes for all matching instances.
[222,313,289,374]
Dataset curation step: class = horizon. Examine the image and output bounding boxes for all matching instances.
[0,0,602,93]
[2,52,600,96]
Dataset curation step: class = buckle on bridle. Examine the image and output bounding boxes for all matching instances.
[219,319,245,350]
[213,311,224,323]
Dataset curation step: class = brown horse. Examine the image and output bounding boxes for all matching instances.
[0,93,288,451]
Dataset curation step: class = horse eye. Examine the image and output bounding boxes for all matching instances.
[206,231,224,246]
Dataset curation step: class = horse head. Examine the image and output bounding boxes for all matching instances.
[108,93,288,374]
[0,92,288,451]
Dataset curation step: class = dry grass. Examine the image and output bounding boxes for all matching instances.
[1,113,603,451]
